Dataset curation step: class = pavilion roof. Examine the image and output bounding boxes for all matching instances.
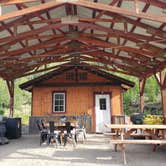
[0,0,166,80]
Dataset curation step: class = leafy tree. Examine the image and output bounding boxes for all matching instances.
[0,79,9,109]
[122,75,161,115]
[0,77,31,116]
[144,76,160,102]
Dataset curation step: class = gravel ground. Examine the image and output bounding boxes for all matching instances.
[0,134,166,166]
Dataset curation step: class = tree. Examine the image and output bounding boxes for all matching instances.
[0,77,31,115]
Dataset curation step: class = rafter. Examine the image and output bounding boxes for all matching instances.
[88,51,154,69]
[0,0,165,80]
[0,0,64,21]
[0,37,71,60]
[69,0,166,23]
[138,0,166,8]
[0,0,39,5]
[80,61,140,77]
[116,3,150,56]
[76,36,157,57]
[81,53,147,74]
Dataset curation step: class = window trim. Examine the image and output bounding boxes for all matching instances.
[52,91,66,113]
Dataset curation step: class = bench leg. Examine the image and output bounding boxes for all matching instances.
[119,144,127,165]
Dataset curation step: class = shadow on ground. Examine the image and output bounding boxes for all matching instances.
[0,134,166,166]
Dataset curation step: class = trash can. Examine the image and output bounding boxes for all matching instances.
[5,118,22,139]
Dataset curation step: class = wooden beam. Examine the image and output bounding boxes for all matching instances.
[0,36,69,58]
[0,0,40,6]
[142,60,166,79]
[159,71,166,122]
[162,86,166,123]
[0,23,65,45]
[6,80,14,117]
[89,51,153,69]
[0,0,64,21]
[154,71,166,122]
[1,22,162,53]
[76,36,156,57]
[81,62,138,77]
[139,78,146,113]
[139,0,166,8]
[80,55,141,77]
[108,13,166,39]
[116,3,150,56]
[69,0,166,23]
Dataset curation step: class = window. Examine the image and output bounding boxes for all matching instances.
[53,92,65,113]
[66,72,74,80]
[99,98,106,110]
[79,72,87,80]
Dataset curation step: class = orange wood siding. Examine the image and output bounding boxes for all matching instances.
[42,69,111,84]
[32,68,124,131]
[32,86,123,129]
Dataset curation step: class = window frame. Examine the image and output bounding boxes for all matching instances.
[52,92,66,113]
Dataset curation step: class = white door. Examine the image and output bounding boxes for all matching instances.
[95,94,111,133]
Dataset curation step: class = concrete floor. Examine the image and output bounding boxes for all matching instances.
[0,134,166,166]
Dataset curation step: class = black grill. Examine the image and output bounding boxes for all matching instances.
[130,113,144,124]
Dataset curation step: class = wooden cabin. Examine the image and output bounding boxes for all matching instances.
[20,64,134,133]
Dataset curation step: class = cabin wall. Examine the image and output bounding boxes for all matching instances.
[32,86,123,131]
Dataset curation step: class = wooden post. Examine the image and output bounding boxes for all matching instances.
[6,80,14,117]
[154,71,166,123]
[139,78,146,113]
[161,87,166,122]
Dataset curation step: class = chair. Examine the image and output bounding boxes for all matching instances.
[63,121,77,147]
[75,127,87,143]
[47,121,59,147]
[36,120,48,146]
[40,119,47,130]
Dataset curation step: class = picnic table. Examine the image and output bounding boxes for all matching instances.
[105,124,166,165]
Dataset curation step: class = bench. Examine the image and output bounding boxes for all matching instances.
[109,139,166,165]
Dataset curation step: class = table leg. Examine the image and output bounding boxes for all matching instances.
[114,144,118,152]
[120,144,127,165]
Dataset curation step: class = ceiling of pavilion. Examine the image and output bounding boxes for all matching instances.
[0,0,166,80]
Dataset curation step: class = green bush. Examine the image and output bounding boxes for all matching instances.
[0,109,4,115]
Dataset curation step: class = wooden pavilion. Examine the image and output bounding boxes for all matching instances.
[0,0,165,123]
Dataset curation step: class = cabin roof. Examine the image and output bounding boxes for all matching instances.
[19,63,135,91]
[0,0,165,80]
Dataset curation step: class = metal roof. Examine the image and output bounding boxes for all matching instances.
[0,0,166,80]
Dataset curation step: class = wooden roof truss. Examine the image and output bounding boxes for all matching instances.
[0,0,166,80]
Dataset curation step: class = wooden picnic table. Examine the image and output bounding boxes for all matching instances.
[106,124,166,129]
[105,124,166,139]
[105,124,166,165]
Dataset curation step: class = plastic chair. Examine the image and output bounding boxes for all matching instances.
[75,123,87,143]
